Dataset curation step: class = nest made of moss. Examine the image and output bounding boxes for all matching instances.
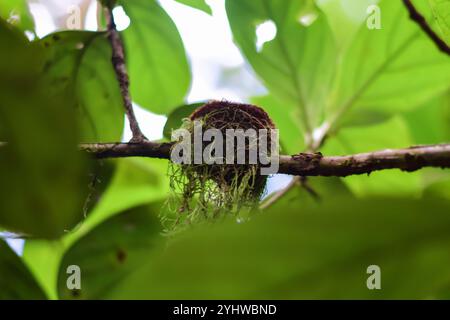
[164,100,276,232]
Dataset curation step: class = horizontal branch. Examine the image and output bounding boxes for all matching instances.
[79,142,450,177]
[80,141,173,159]
[279,144,450,176]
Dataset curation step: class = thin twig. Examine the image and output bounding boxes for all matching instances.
[104,4,147,142]
[262,125,328,209]
[299,176,321,201]
[403,0,450,55]
[262,174,301,210]
[260,177,299,210]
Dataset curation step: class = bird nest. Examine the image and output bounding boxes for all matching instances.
[163,100,276,232]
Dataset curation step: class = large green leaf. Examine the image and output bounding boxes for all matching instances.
[40,31,124,142]
[0,20,90,238]
[327,0,450,125]
[119,0,191,115]
[70,158,170,236]
[57,204,163,299]
[226,0,337,132]
[429,0,450,45]
[0,0,34,32]
[0,240,47,299]
[57,187,450,299]
[227,0,450,145]
[129,196,450,299]
[173,0,212,15]
[23,157,170,298]
[19,161,116,297]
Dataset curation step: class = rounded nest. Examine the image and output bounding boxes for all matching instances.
[165,100,277,232]
[189,100,275,131]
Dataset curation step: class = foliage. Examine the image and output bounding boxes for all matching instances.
[0,20,91,238]
[40,31,124,142]
[429,0,450,45]
[0,240,46,299]
[0,0,449,300]
[174,0,212,15]
[119,0,191,114]
[55,186,450,299]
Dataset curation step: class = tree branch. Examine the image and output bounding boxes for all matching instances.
[260,177,300,210]
[80,141,172,159]
[79,142,450,177]
[104,3,147,142]
[279,144,450,176]
[403,0,450,55]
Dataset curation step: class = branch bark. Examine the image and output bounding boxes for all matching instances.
[80,141,173,159]
[403,0,450,55]
[79,142,450,177]
[104,4,147,142]
[279,144,450,176]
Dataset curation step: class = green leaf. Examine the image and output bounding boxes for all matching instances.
[321,116,422,197]
[163,102,205,139]
[0,240,47,299]
[251,95,305,153]
[173,0,212,15]
[80,160,117,218]
[429,0,450,45]
[22,240,65,300]
[0,0,34,32]
[405,92,450,145]
[328,0,450,124]
[40,31,124,142]
[70,158,170,236]
[0,21,90,238]
[67,192,450,299]
[0,19,42,81]
[317,0,379,47]
[57,204,163,299]
[119,0,191,115]
[339,109,391,128]
[23,157,169,300]
[227,0,450,144]
[226,0,337,131]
